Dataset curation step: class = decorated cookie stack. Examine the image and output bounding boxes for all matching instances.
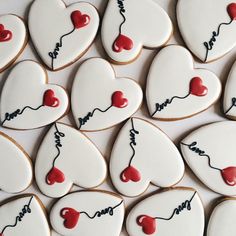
[0,0,236,236]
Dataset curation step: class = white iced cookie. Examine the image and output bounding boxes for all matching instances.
[0,60,69,130]
[0,14,27,72]
[50,191,125,236]
[110,117,185,197]
[223,60,236,119]
[35,122,107,198]
[126,187,204,236]
[0,132,32,193]
[29,0,99,71]
[71,58,143,131]
[101,0,172,64]
[177,0,236,62]
[181,121,236,196]
[207,198,236,236]
[146,45,222,120]
[0,195,50,236]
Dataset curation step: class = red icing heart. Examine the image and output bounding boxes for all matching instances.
[71,10,90,29]
[46,167,65,185]
[221,166,236,186]
[61,208,80,229]
[190,77,208,96]
[43,89,60,107]
[137,215,156,235]
[112,91,128,108]
[0,24,12,42]
[0,233,4,236]
[228,3,236,20]
[113,34,133,52]
[120,166,141,182]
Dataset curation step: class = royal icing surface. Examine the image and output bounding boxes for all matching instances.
[0,132,32,193]
[0,195,50,236]
[29,0,99,71]
[223,60,236,119]
[71,58,143,131]
[177,0,236,62]
[146,45,222,120]
[110,118,184,197]
[50,191,125,236]
[181,121,236,196]
[126,188,204,236]
[207,198,236,236]
[101,0,172,64]
[0,60,69,130]
[0,14,27,72]
[35,122,107,198]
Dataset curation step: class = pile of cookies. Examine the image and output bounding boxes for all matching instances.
[0,0,236,235]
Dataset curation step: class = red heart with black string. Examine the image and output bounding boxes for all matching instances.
[0,24,12,42]
[227,3,236,20]
[137,215,156,235]
[61,208,80,229]
[46,167,65,185]
[190,77,208,97]
[113,34,133,53]
[71,10,90,29]
[43,89,60,107]
[120,166,141,182]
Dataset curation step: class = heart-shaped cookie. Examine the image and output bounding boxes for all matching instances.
[71,58,143,131]
[181,121,236,196]
[207,198,236,236]
[0,132,32,193]
[146,45,221,120]
[28,0,99,71]
[0,195,50,236]
[50,191,124,236]
[101,0,172,64]
[177,0,236,62]
[110,118,185,197]
[223,60,236,119]
[35,122,107,198]
[0,14,27,72]
[126,187,204,236]
[0,61,69,130]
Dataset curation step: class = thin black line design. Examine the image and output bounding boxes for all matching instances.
[0,196,34,235]
[48,28,76,70]
[77,105,113,130]
[181,141,221,171]
[203,19,233,62]
[1,105,44,126]
[225,97,236,114]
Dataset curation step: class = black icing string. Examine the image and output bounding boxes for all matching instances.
[80,200,124,219]
[203,19,233,62]
[48,27,76,70]
[151,93,191,117]
[1,105,44,126]
[0,196,33,235]
[128,118,139,167]
[51,123,65,168]
[181,141,221,171]
[154,192,197,221]
[78,105,113,130]
[117,0,126,34]
[224,97,236,114]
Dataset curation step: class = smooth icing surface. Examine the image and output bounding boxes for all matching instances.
[146,45,222,120]
[101,0,172,63]
[71,58,143,131]
[110,117,185,197]
[0,14,27,72]
[0,60,69,130]
[29,0,99,70]
[0,195,50,236]
[35,122,107,198]
[0,132,32,193]
[223,60,236,119]
[207,199,236,236]
[50,191,125,236]
[126,188,204,236]
[181,121,236,196]
[177,0,236,62]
